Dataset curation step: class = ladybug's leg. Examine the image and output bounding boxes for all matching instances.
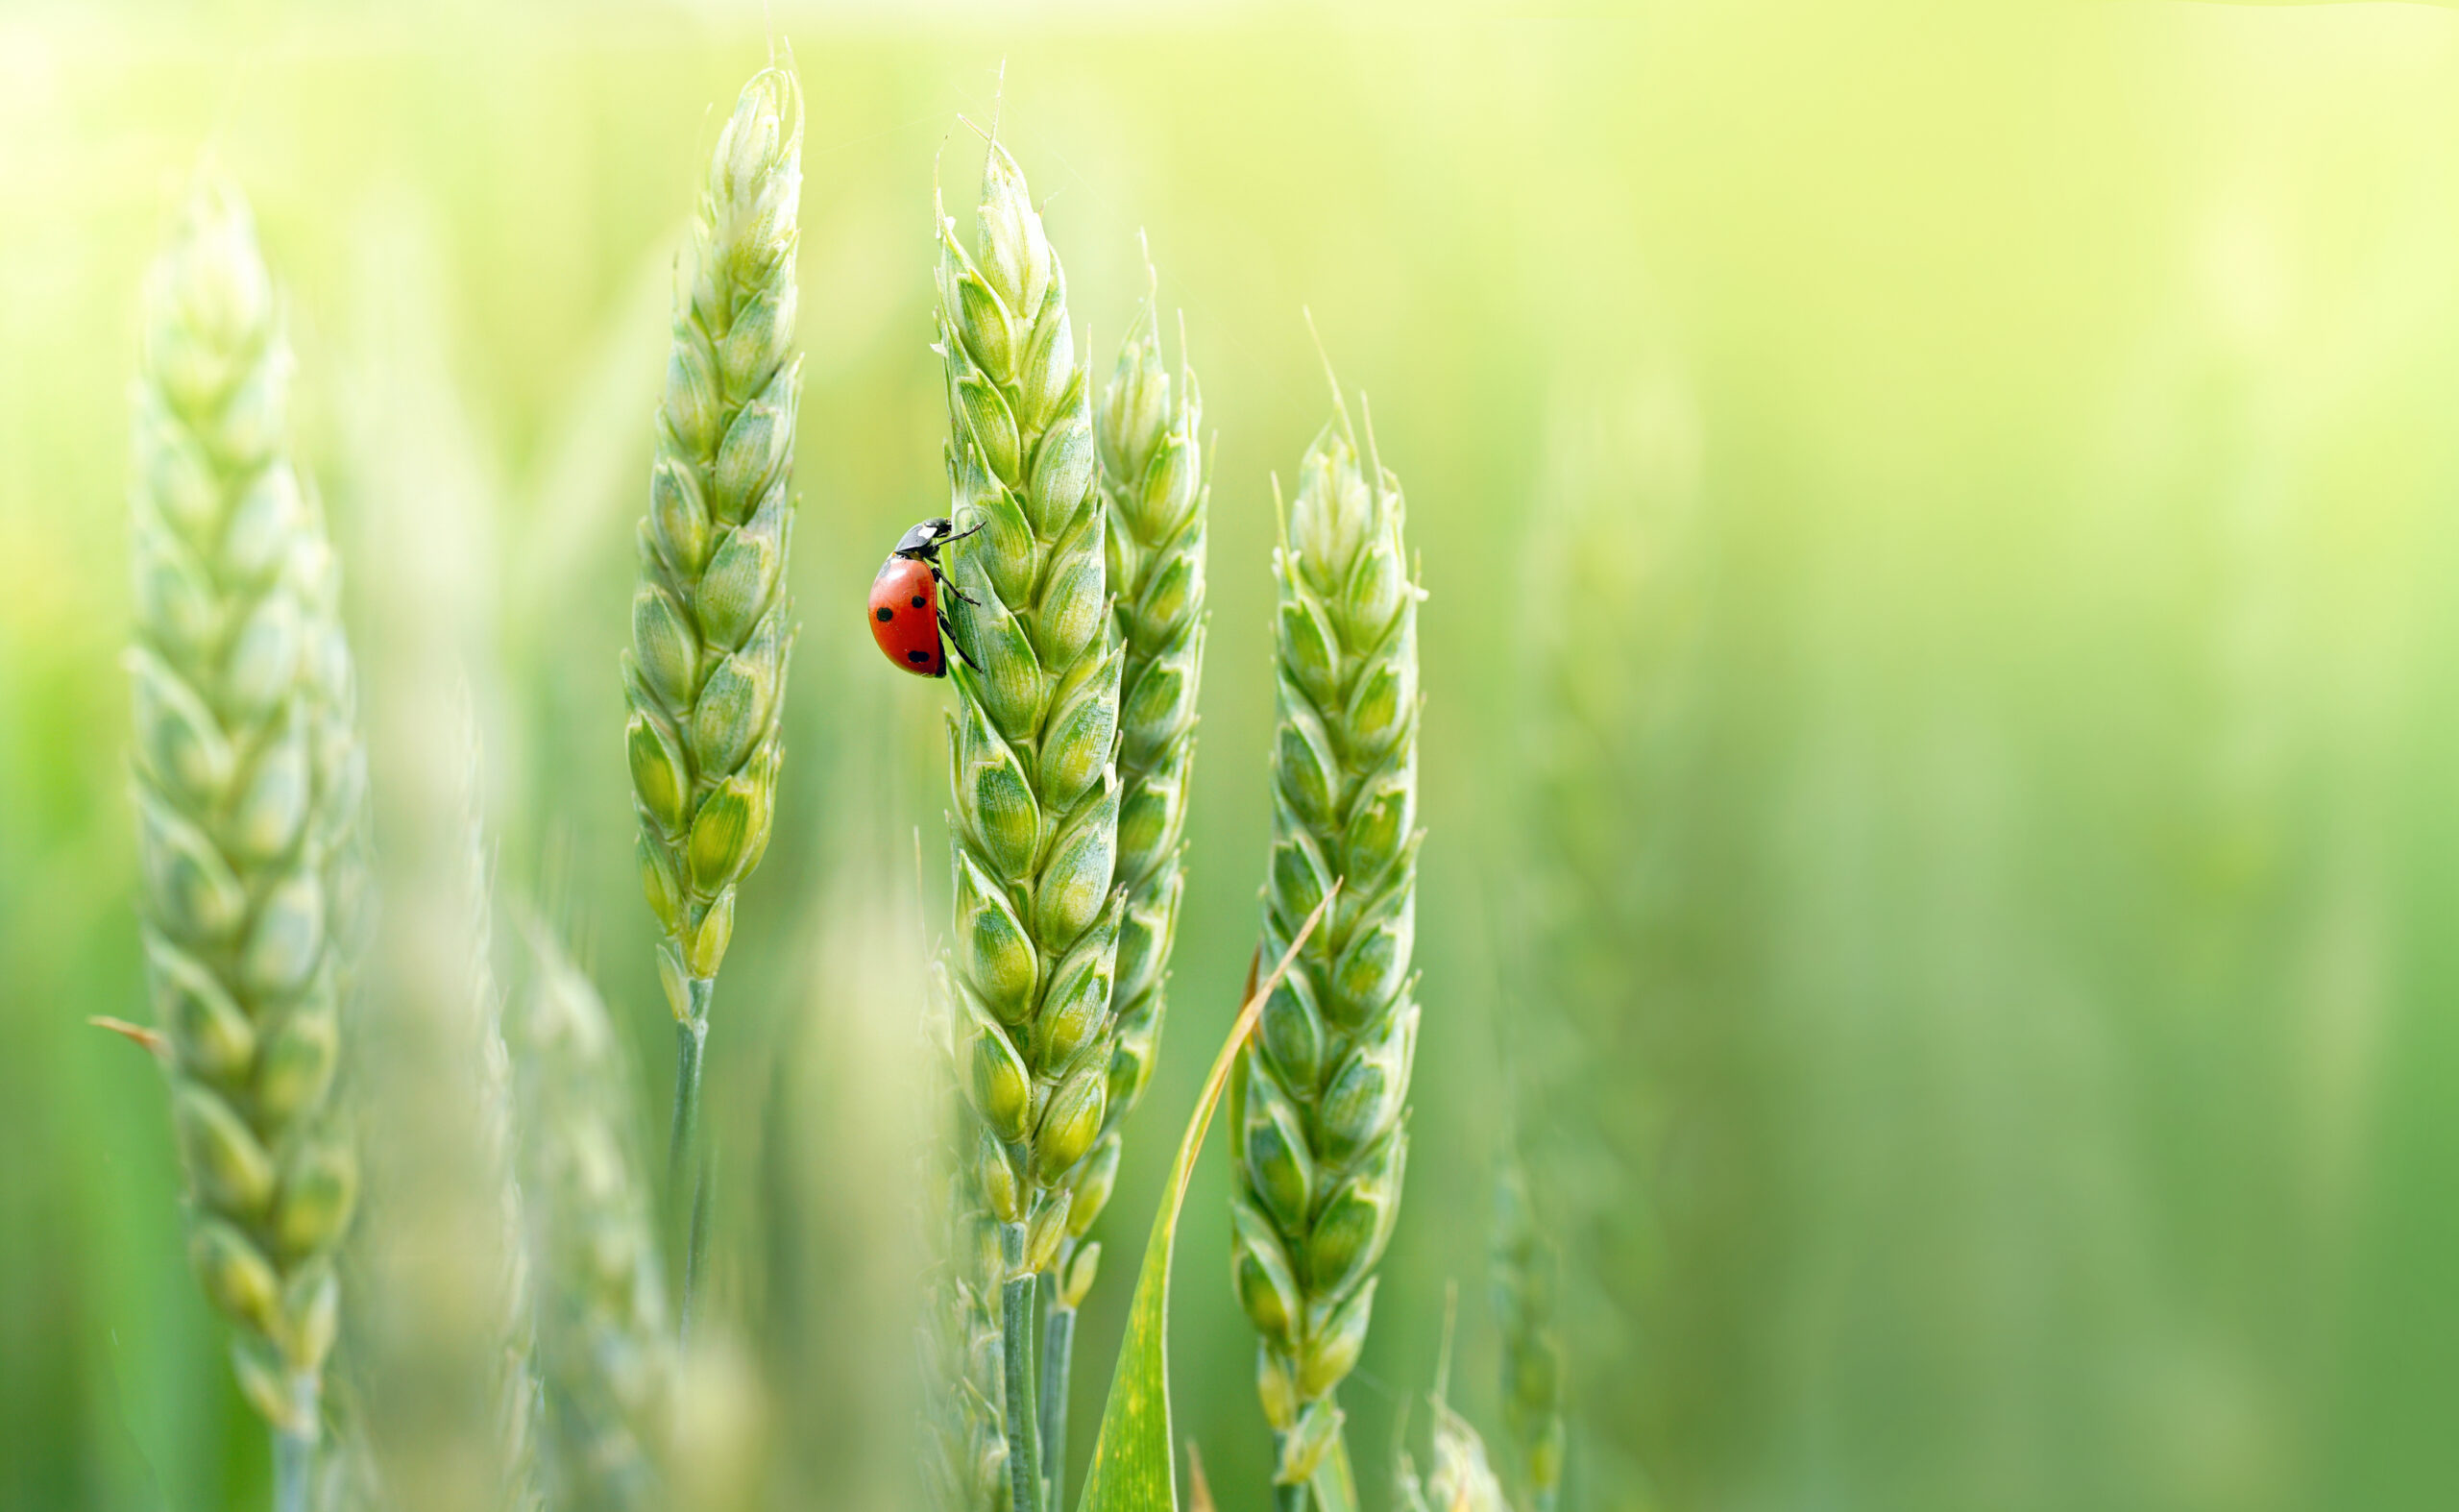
[930,561,981,608]
[937,612,982,673]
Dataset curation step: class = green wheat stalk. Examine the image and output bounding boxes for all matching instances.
[1230,364,1424,1505]
[624,61,804,1332]
[1024,241,1212,1500]
[122,170,367,1512]
[933,129,1126,1512]
[517,915,674,1512]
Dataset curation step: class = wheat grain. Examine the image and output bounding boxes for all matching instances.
[626,61,804,1327]
[124,170,367,1509]
[1229,369,1424,1503]
[517,916,674,1512]
[932,129,1124,1512]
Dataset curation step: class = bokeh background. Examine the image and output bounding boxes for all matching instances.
[11,2,2459,1509]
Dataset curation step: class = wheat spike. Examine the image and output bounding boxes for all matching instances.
[932,127,1124,1512]
[1002,242,1213,1498]
[626,61,804,1323]
[1492,1155,1565,1512]
[517,917,674,1512]
[1230,374,1424,1500]
[1512,382,1701,1512]
[459,712,544,1512]
[123,170,369,1494]
[1083,245,1207,1210]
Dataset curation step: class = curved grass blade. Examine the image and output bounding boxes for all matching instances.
[1076,885,1339,1512]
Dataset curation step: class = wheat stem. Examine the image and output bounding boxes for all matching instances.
[1000,1223,1043,1512]
[1036,1282,1074,1508]
[664,983,713,1337]
[1230,369,1424,1502]
[274,1413,312,1512]
[625,61,804,1339]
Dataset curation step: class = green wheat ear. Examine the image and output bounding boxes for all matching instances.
[517,916,674,1512]
[123,169,369,1496]
[1087,244,1208,1205]
[625,60,804,1325]
[1230,365,1425,1501]
[1015,240,1212,1501]
[1492,1155,1565,1512]
[459,715,543,1512]
[932,128,1124,1512]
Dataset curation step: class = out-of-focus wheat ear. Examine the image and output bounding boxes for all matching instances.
[1514,379,1702,1512]
[516,913,674,1512]
[123,167,366,1512]
[920,967,1017,1512]
[458,705,543,1512]
[932,125,1123,1512]
[1492,1154,1565,1512]
[1229,363,1425,1508]
[626,60,805,1337]
[307,1379,389,1512]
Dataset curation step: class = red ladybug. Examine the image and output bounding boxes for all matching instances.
[868,516,981,677]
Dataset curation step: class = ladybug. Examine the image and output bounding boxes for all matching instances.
[868,516,982,677]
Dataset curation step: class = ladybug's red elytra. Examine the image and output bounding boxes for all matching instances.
[868,516,982,678]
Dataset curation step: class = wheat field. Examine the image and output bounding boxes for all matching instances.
[10,4,2459,1510]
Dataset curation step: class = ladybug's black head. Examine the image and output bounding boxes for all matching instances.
[894,517,955,559]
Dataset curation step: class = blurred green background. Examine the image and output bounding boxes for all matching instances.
[11,2,2459,1508]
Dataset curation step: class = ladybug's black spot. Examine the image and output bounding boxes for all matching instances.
[912,595,928,609]
[907,649,930,666]
[875,607,893,622]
